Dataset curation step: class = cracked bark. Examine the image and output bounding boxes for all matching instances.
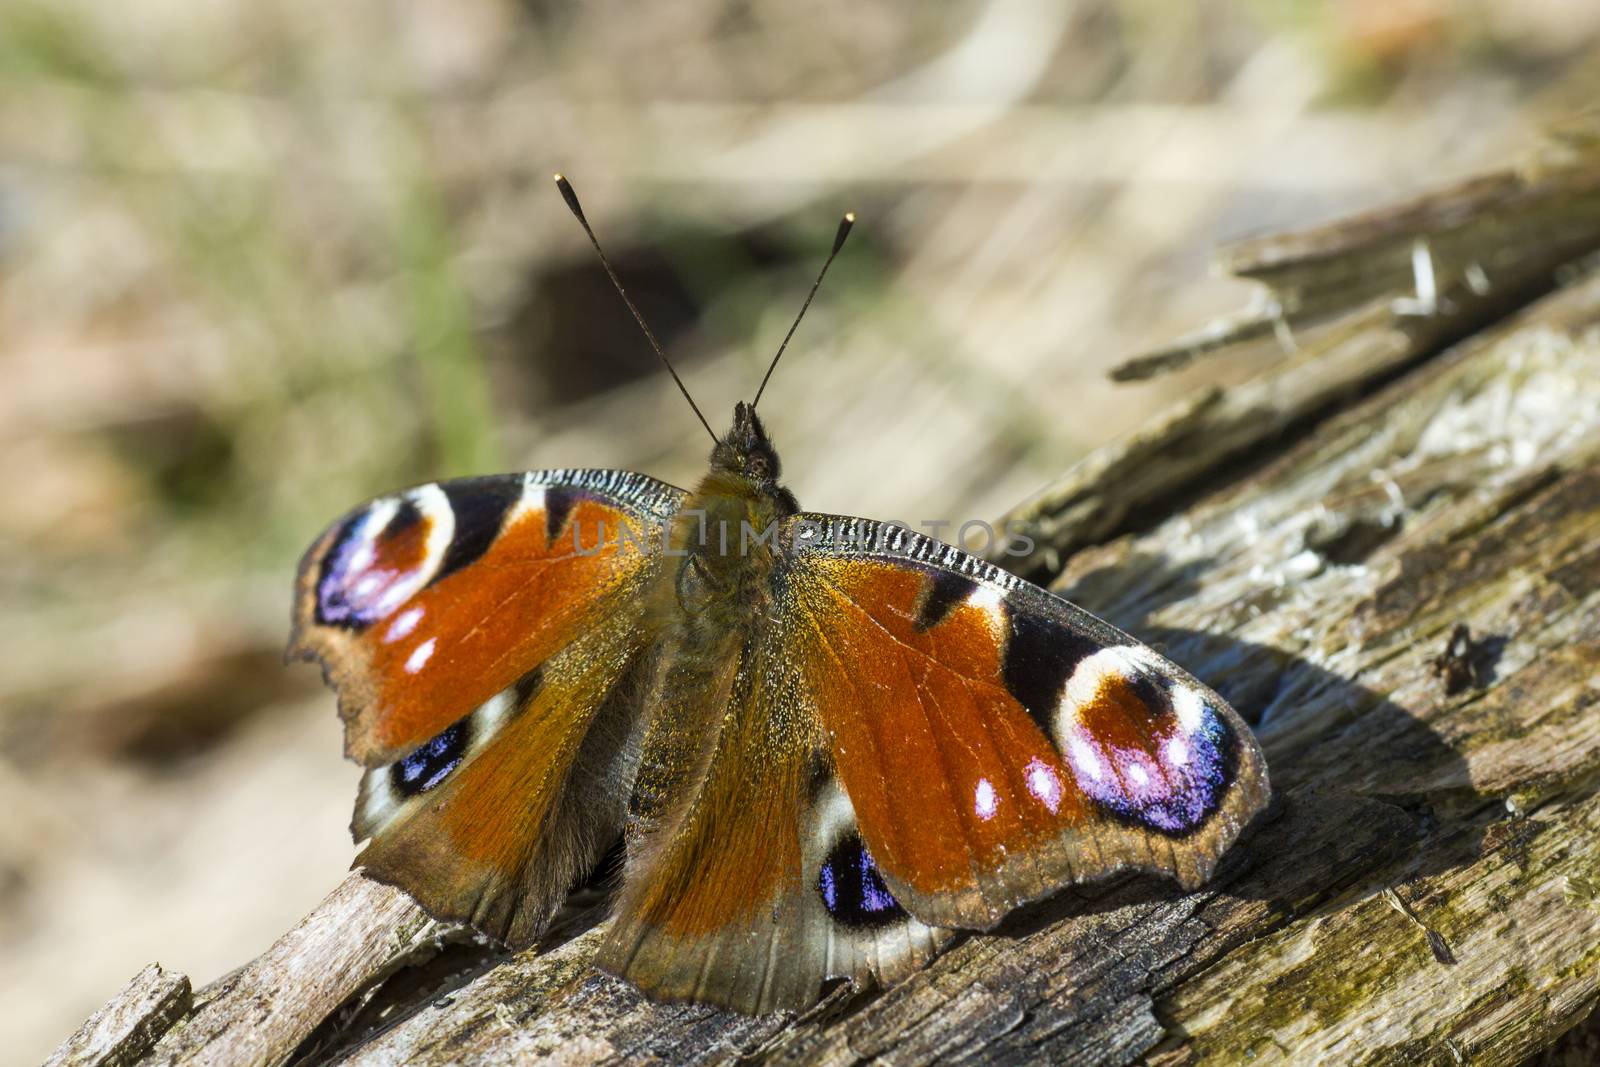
[50,144,1600,1067]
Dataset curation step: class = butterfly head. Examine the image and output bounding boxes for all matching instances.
[712,402,782,484]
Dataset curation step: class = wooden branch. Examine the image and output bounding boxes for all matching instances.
[45,964,191,1067]
[140,876,451,1067]
[1003,134,1600,584]
[1107,131,1600,383]
[59,150,1600,1065]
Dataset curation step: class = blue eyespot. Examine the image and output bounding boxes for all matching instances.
[317,500,425,628]
[390,720,470,797]
[818,833,906,929]
[1062,680,1235,836]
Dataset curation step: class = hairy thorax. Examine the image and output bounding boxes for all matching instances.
[665,469,795,642]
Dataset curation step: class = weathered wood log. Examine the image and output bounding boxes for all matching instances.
[45,964,191,1067]
[1001,132,1600,584]
[62,148,1600,1066]
[141,876,455,1067]
[1104,134,1600,383]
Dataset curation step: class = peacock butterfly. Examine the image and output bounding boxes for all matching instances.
[288,176,1271,1013]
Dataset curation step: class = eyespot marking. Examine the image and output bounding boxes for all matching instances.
[429,478,522,587]
[1053,646,1236,836]
[818,832,906,930]
[404,637,436,674]
[914,570,978,632]
[1025,757,1063,813]
[1001,609,1102,739]
[545,487,578,545]
[510,477,548,525]
[390,719,471,797]
[974,778,998,821]
[384,606,424,643]
[316,486,453,628]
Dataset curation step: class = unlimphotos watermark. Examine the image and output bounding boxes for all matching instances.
[568,512,1037,558]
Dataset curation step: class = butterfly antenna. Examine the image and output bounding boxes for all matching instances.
[751,211,855,411]
[554,173,717,444]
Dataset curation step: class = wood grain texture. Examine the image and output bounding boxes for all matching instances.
[57,153,1600,1066]
[1105,133,1600,384]
[143,876,443,1067]
[44,963,192,1067]
[1016,133,1600,586]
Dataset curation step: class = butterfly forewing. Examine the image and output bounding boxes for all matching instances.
[290,469,683,766]
[783,514,1270,929]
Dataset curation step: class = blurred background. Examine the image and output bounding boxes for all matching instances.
[4,0,1599,1059]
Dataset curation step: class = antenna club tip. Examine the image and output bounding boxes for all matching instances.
[831,212,855,254]
[555,173,586,221]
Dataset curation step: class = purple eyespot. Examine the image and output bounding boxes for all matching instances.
[1062,677,1233,836]
[317,493,446,628]
[818,832,905,929]
[390,720,470,797]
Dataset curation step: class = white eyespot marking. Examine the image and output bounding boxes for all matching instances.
[1171,684,1207,734]
[476,687,517,731]
[807,778,858,859]
[405,637,437,674]
[974,778,998,821]
[1054,644,1173,746]
[408,483,454,569]
[358,767,401,833]
[1025,757,1063,814]
[1165,736,1191,768]
[965,585,1005,620]
[964,585,1006,636]
[1068,736,1105,783]
[346,537,378,576]
[351,499,400,576]
[384,606,425,643]
[510,476,548,526]
[372,488,454,622]
[1128,763,1151,788]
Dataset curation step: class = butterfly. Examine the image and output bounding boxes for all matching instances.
[288,176,1271,1014]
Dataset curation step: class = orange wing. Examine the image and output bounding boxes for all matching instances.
[785,515,1270,930]
[597,513,1267,1011]
[596,620,950,1012]
[350,612,655,944]
[291,469,683,944]
[290,469,682,766]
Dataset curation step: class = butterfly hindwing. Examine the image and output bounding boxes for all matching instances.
[597,617,949,1012]
[783,515,1271,930]
[355,620,654,943]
